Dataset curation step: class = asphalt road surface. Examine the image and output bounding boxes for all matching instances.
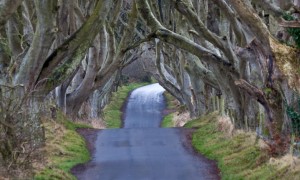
[73,83,220,180]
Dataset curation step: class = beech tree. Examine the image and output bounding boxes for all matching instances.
[134,0,300,154]
[59,0,139,117]
[0,0,139,171]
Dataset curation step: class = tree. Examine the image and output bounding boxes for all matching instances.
[0,0,139,173]
[1,1,299,175]
[134,0,300,155]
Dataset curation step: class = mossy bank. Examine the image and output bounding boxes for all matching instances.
[161,91,178,128]
[34,112,92,180]
[184,112,300,179]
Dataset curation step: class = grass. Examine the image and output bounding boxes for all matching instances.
[103,82,148,128]
[164,91,177,109]
[161,92,177,128]
[34,112,92,180]
[161,113,174,127]
[184,112,300,180]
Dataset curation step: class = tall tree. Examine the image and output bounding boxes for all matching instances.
[135,0,300,154]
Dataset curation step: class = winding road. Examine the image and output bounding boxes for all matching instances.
[72,83,220,180]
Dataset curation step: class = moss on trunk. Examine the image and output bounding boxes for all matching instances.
[270,37,300,93]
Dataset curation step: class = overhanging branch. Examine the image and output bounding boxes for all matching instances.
[279,18,300,28]
[122,32,156,53]
[235,79,272,121]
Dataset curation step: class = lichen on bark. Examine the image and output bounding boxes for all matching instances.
[270,37,300,93]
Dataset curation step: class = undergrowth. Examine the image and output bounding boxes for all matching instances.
[103,83,148,128]
[184,112,300,179]
[34,111,91,180]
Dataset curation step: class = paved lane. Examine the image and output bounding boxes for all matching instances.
[123,83,166,128]
[73,83,220,180]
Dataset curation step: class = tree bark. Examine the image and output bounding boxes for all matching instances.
[0,0,23,28]
[15,0,57,88]
[35,0,113,93]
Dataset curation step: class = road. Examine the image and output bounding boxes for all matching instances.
[72,83,220,180]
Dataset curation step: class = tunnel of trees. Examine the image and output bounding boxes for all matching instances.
[0,0,300,174]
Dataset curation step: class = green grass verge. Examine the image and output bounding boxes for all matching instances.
[34,112,92,180]
[184,112,300,180]
[161,113,174,128]
[161,92,177,128]
[164,92,177,109]
[103,83,148,128]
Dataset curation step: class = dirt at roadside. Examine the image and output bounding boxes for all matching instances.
[71,128,100,175]
[179,128,221,179]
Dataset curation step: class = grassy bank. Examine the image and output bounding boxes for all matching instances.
[34,112,91,180]
[103,83,148,128]
[161,92,177,128]
[184,112,300,179]
[161,113,174,127]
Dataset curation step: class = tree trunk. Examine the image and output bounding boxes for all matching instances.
[0,0,23,28]
[15,0,57,88]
